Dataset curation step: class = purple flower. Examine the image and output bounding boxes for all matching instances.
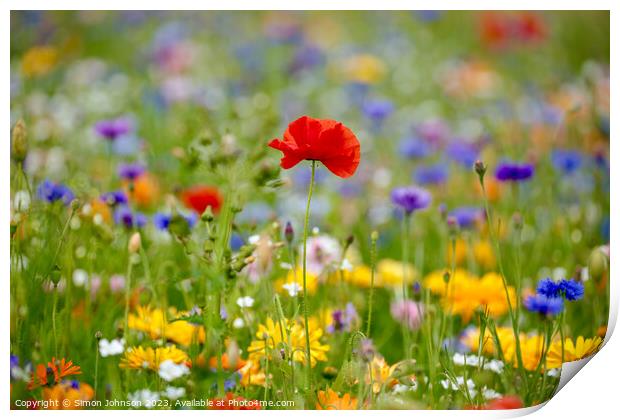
[523,294,564,316]
[36,179,74,205]
[391,186,432,214]
[118,163,145,181]
[391,299,424,330]
[413,164,448,185]
[448,207,484,229]
[113,206,146,228]
[93,117,132,141]
[327,303,359,333]
[416,119,449,146]
[495,161,535,182]
[399,137,431,159]
[100,190,128,206]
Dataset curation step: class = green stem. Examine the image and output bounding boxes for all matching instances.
[479,178,528,390]
[52,285,59,356]
[302,160,316,389]
[94,341,100,400]
[401,213,412,359]
[123,258,134,344]
[366,233,378,337]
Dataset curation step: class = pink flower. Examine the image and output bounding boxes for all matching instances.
[390,299,424,330]
[109,274,126,293]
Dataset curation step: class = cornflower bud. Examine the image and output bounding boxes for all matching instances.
[128,232,141,254]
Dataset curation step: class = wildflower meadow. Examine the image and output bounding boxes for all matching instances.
[9,10,610,411]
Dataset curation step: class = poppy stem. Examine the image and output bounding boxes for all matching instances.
[302,160,316,391]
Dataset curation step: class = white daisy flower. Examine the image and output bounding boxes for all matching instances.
[158,360,190,382]
[236,296,254,308]
[99,338,125,357]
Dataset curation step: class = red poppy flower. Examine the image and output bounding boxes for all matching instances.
[209,392,262,410]
[483,396,524,410]
[268,115,360,178]
[181,185,223,215]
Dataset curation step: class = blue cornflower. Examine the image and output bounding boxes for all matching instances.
[551,149,583,174]
[536,277,584,301]
[445,141,479,168]
[413,164,448,185]
[399,137,431,159]
[523,294,564,316]
[100,190,128,206]
[362,99,394,123]
[536,278,560,298]
[113,205,147,228]
[36,179,75,205]
[495,161,535,182]
[391,186,432,214]
[559,279,585,301]
[152,212,197,231]
[230,233,244,251]
[118,163,145,181]
[448,207,484,229]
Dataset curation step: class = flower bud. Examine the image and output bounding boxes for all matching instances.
[284,221,294,244]
[588,247,608,279]
[128,232,141,254]
[12,119,28,162]
[201,206,214,222]
[474,160,487,179]
[371,230,379,242]
[443,271,450,285]
[512,212,523,230]
[446,216,459,236]
[345,234,355,247]
[95,331,103,341]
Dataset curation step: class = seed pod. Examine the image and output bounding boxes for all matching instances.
[128,232,141,254]
[588,247,609,279]
[12,119,28,162]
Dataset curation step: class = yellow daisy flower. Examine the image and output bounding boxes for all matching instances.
[119,345,189,370]
[247,317,329,367]
[128,306,205,347]
[376,259,416,287]
[274,268,320,295]
[546,336,603,368]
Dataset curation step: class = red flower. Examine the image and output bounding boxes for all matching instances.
[181,185,223,215]
[483,396,524,410]
[209,392,262,410]
[268,116,360,178]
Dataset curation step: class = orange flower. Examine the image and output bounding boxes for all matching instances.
[316,388,358,410]
[208,354,246,371]
[42,382,94,410]
[123,173,159,208]
[29,358,82,390]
